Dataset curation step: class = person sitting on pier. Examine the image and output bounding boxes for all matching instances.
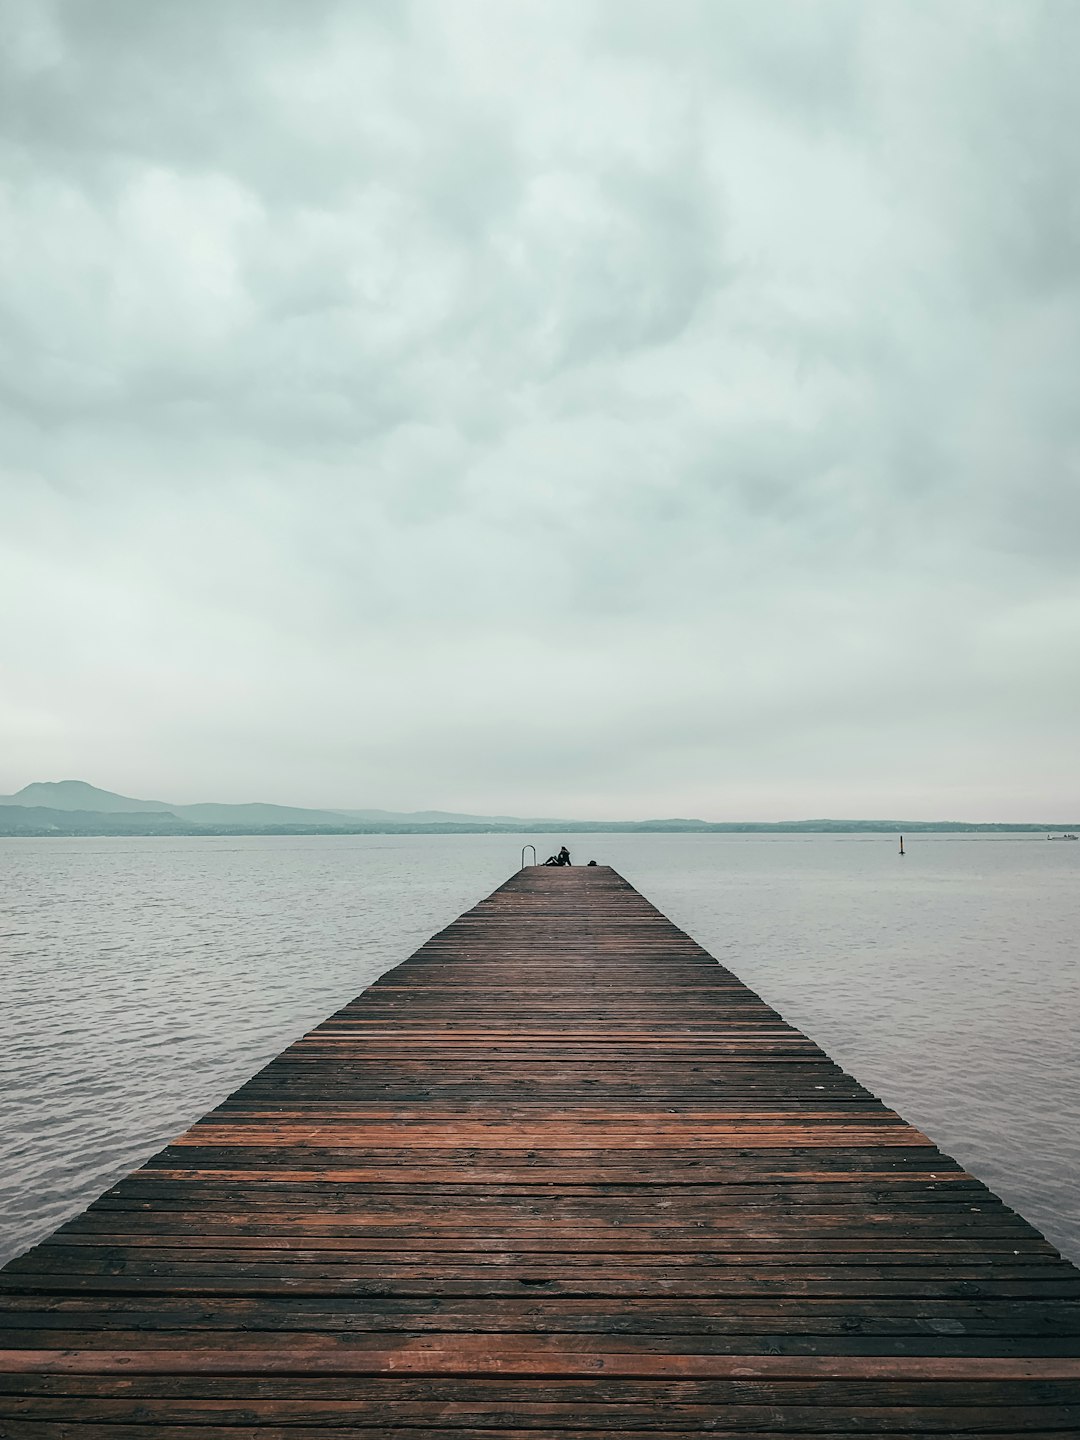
[543,845,573,866]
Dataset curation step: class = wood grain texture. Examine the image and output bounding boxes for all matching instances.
[1,863,1077,1436]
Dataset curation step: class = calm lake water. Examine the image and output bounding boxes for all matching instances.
[1,832,1077,1266]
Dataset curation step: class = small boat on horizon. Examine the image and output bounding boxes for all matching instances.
[1047,833,1079,840]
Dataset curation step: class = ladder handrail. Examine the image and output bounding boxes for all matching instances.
[521,844,537,869]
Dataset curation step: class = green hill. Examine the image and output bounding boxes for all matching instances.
[0,780,1075,837]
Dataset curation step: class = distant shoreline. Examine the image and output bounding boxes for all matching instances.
[2,816,1077,839]
[3,783,1076,840]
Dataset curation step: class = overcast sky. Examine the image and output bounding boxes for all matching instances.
[2,1,1078,820]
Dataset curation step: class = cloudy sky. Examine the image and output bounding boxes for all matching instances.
[2,1,1078,820]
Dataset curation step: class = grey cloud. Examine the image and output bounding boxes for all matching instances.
[1,0,1078,819]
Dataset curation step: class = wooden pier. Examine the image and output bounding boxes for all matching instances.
[1,863,1078,1435]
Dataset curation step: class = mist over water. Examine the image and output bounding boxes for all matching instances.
[1,832,1077,1267]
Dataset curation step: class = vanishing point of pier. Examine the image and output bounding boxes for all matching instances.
[1,864,1078,1434]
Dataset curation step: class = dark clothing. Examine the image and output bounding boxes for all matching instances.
[544,847,573,867]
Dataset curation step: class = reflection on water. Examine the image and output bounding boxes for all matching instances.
[1,831,1077,1265]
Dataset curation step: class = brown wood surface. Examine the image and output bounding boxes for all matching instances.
[1,864,1077,1436]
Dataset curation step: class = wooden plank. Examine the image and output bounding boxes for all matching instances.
[1,863,1077,1435]
[4,1346,1080,1377]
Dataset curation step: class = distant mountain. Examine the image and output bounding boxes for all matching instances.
[0,782,360,829]
[339,808,572,826]
[0,780,175,813]
[0,805,186,834]
[0,781,1075,837]
[0,782,575,830]
[177,802,361,826]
